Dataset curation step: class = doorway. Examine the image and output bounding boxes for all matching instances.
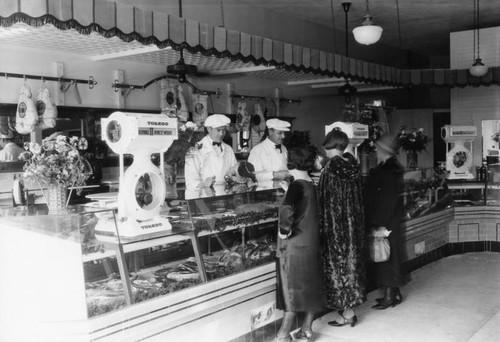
[433,110,450,167]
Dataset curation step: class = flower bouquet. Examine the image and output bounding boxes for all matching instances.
[22,134,92,212]
[397,126,429,153]
[397,126,429,170]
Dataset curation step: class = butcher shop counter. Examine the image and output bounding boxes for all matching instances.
[0,185,285,342]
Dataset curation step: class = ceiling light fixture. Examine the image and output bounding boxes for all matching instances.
[353,0,383,45]
[469,0,488,77]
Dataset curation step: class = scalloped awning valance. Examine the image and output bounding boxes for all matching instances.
[1,0,499,88]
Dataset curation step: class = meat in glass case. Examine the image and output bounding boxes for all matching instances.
[85,185,284,317]
[184,186,284,282]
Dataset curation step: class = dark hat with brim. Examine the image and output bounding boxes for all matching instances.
[238,161,257,182]
[375,134,399,156]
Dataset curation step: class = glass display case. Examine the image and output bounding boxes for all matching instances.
[401,164,500,221]
[5,185,282,320]
[401,167,450,220]
[0,205,118,341]
[87,186,283,316]
[0,185,284,341]
[446,163,500,206]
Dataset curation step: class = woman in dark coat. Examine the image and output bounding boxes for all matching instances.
[318,129,366,327]
[364,134,408,309]
[275,148,325,342]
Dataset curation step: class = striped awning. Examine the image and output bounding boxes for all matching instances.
[1,0,499,88]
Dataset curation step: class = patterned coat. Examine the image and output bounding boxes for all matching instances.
[318,154,366,310]
[364,156,408,287]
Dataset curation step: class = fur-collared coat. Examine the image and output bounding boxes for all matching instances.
[319,154,366,310]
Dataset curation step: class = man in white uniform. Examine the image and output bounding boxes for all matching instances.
[0,130,24,161]
[184,114,237,189]
[248,118,291,182]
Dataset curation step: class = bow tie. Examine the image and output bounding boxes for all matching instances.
[213,141,222,150]
[275,144,282,153]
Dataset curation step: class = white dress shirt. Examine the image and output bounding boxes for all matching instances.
[248,137,288,182]
[184,135,237,189]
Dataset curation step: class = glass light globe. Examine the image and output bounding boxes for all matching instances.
[353,16,383,45]
[469,58,488,77]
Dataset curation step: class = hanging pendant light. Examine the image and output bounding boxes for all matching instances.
[469,0,488,77]
[353,0,383,45]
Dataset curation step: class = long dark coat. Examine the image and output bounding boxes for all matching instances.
[364,156,408,287]
[276,179,325,312]
[318,154,366,310]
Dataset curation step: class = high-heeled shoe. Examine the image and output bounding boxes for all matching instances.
[328,314,358,327]
[372,298,397,309]
[376,292,403,305]
[293,329,314,341]
[372,287,397,309]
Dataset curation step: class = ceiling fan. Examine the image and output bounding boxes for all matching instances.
[166,0,208,83]
[166,45,210,83]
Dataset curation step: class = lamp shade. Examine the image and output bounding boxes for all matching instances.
[353,15,383,45]
[469,58,488,77]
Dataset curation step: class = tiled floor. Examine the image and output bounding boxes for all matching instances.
[231,252,500,342]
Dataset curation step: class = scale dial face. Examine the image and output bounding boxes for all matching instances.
[453,151,468,168]
[135,172,154,208]
[119,160,166,221]
[106,120,122,143]
[447,144,472,173]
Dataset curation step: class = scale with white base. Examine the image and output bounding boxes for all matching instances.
[441,125,477,180]
[325,121,369,159]
[95,111,178,240]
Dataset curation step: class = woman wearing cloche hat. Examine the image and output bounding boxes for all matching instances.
[364,134,409,309]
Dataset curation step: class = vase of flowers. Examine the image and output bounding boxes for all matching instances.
[397,126,429,170]
[22,134,92,214]
[45,183,69,215]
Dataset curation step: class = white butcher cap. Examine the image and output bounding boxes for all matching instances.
[204,114,231,128]
[266,118,291,131]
